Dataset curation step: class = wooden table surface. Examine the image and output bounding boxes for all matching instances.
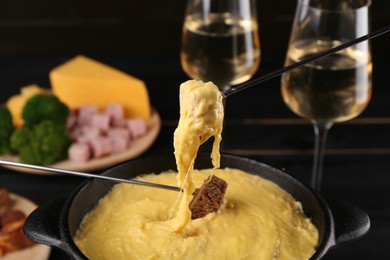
[0,55,389,259]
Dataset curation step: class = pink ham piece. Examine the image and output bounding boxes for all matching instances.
[91,113,110,132]
[111,118,127,128]
[106,104,126,127]
[108,135,129,154]
[105,104,124,121]
[106,128,131,154]
[127,118,147,139]
[90,137,113,158]
[66,109,79,129]
[68,143,91,162]
[66,104,149,163]
[107,128,131,141]
[69,127,83,142]
[77,105,98,126]
[76,126,101,144]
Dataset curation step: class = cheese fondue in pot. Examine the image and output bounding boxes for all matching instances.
[74,80,319,259]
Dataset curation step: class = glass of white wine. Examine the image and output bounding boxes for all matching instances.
[180,0,261,91]
[281,0,372,190]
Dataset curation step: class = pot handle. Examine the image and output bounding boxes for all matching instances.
[325,196,370,244]
[23,195,68,249]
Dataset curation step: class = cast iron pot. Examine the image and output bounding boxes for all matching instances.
[24,153,370,259]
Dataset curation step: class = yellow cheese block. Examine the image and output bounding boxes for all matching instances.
[50,55,151,120]
[6,84,47,128]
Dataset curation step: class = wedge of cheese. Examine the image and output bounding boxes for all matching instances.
[6,84,47,128]
[50,55,151,120]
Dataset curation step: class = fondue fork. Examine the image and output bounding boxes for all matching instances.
[0,159,182,192]
[222,24,390,97]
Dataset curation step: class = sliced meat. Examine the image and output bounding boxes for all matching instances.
[1,218,24,234]
[0,191,35,257]
[1,210,25,227]
[0,246,5,257]
[0,230,35,253]
[0,190,11,216]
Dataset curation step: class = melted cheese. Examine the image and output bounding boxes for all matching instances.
[172,80,224,230]
[74,169,319,260]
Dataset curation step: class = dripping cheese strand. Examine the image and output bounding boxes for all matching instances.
[172,80,224,231]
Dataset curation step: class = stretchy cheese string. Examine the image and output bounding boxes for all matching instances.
[171,80,224,232]
[155,160,194,259]
[167,159,195,222]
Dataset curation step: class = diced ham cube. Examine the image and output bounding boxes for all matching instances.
[69,127,83,142]
[127,118,147,139]
[68,143,91,162]
[76,126,101,144]
[107,127,131,141]
[105,104,124,122]
[111,118,127,128]
[90,137,113,158]
[66,109,79,130]
[91,113,110,132]
[108,135,129,154]
[78,105,98,126]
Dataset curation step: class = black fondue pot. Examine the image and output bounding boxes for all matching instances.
[24,153,370,259]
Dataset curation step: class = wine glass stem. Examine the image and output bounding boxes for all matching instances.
[311,120,333,191]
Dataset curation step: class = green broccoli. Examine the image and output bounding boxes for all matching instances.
[10,120,71,165]
[22,93,69,125]
[9,125,32,152]
[0,106,15,154]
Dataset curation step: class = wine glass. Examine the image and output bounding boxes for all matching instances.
[180,0,261,91]
[281,0,372,190]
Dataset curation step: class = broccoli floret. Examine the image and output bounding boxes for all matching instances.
[10,126,32,152]
[10,120,71,165]
[0,106,15,154]
[22,93,69,125]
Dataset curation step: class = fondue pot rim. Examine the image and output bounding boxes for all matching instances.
[23,152,370,260]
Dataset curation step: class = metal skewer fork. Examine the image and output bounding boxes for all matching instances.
[222,24,390,97]
[0,159,182,192]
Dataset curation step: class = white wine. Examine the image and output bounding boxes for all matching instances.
[281,39,372,123]
[181,14,260,89]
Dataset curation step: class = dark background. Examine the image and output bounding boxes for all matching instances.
[0,0,388,58]
[1,0,389,104]
[0,0,389,259]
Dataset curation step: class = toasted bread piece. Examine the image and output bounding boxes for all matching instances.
[189,175,228,219]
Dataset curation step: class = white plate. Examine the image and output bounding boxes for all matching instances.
[0,110,161,175]
[1,193,51,260]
